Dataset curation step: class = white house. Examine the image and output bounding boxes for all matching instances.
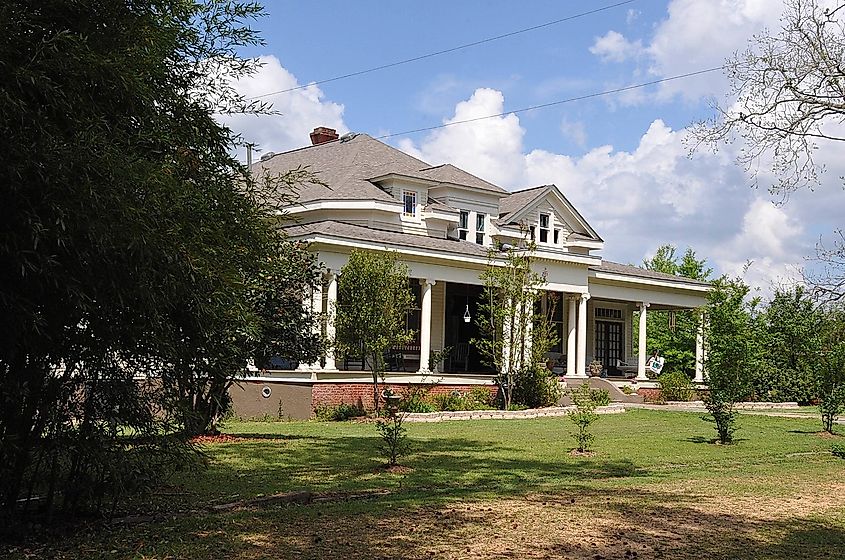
[233,127,709,419]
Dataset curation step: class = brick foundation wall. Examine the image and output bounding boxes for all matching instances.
[311,382,497,412]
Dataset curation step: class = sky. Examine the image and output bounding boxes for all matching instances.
[220,0,845,295]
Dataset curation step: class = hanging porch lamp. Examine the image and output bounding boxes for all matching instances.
[463,304,471,323]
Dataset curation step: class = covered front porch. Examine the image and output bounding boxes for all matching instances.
[285,263,707,384]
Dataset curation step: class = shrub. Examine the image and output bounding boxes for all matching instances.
[314,402,365,421]
[400,384,437,413]
[568,383,599,452]
[831,443,845,460]
[658,371,695,402]
[431,388,494,411]
[589,388,611,407]
[511,364,563,409]
[620,385,635,395]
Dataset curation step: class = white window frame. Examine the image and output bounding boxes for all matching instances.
[458,210,469,240]
[402,190,417,217]
[475,212,485,245]
[539,213,550,243]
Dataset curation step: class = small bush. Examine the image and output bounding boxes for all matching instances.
[659,371,695,402]
[832,443,845,460]
[620,385,635,395]
[400,384,437,413]
[507,403,529,411]
[511,364,563,409]
[431,388,494,411]
[590,388,611,407]
[314,402,365,421]
[568,383,598,452]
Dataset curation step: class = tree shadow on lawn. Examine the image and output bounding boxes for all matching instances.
[44,485,845,560]
[192,433,652,507]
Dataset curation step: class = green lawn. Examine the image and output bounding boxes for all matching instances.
[6,409,845,559]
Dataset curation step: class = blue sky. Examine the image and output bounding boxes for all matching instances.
[223,0,845,293]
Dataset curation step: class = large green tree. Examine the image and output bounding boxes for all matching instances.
[639,245,712,377]
[0,0,320,516]
[754,286,823,403]
[334,250,415,412]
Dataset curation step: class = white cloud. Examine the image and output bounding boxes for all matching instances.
[589,30,643,63]
[559,118,588,149]
[647,0,782,101]
[398,87,845,290]
[398,88,526,187]
[216,55,348,159]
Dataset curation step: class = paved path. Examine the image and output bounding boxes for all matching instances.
[627,403,845,425]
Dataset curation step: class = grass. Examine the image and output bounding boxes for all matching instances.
[4,409,845,559]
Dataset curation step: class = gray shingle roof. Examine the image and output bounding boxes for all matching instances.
[255,134,507,205]
[284,220,490,258]
[417,164,508,195]
[497,185,548,223]
[592,261,711,286]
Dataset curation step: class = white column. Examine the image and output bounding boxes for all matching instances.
[694,313,705,383]
[566,295,577,376]
[298,282,324,371]
[574,293,590,378]
[637,302,650,381]
[522,295,534,368]
[418,279,435,373]
[324,271,338,371]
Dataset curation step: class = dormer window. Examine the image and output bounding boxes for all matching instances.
[458,210,469,240]
[553,228,561,244]
[403,191,417,217]
[539,213,550,243]
[475,213,485,245]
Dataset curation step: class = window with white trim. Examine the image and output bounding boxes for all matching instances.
[475,213,485,244]
[553,228,561,244]
[402,191,417,217]
[458,210,469,240]
[539,213,550,243]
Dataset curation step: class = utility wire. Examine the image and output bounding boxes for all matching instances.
[374,66,726,139]
[248,0,637,100]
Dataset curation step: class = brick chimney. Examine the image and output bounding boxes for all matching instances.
[310,126,339,145]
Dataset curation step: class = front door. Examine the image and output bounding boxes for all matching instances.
[595,320,623,374]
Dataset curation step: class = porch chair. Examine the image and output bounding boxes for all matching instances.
[616,358,639,378]
[447,342,470,372]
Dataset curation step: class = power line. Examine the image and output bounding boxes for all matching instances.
[374,66,726,140]
[248,0,637,100]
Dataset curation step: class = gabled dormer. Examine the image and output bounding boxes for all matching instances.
[494,184,603,255]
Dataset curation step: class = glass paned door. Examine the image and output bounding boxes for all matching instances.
[595,320,623,373]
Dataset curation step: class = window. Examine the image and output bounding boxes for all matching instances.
[475,213,485,244]
[553,228,561,244]
[403,191,416,217]
[458,210,469,240]
[539,213,550,243]
[595,307,623,320]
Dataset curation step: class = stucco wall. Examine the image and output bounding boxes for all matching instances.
[229,381,313,420]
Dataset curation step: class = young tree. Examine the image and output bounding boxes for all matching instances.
[816,307,845,433]
[334,250,414,412]
[703,276,761,444]
[475,244,557,410]
[639,245,712,377]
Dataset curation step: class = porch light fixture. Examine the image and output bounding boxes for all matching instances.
[463,304,471,323]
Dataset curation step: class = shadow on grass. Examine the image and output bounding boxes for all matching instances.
[35,485,845,560]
